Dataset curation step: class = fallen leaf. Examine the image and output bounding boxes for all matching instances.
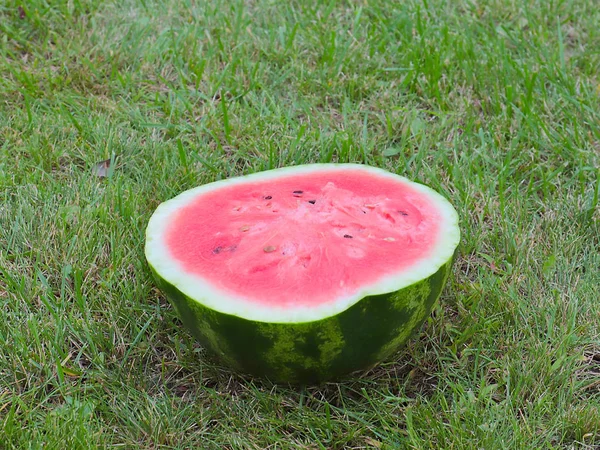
[93,159,111,178]
[93,155,121,178]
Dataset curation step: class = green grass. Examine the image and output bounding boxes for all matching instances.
[1,0,599,447]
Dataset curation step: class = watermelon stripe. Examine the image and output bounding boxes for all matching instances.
[150,258,452,384]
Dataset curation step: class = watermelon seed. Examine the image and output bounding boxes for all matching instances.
[213,246,223,254]
[384,237,395,242]
[239,225,250,232]
[365,204,377,209]
[264,195,272,200]
[308,200,316,204]
[263,245,277,253]
[343,234,353,239]
[398,210,408,216]
[292,190,303,197]
[227,245,237,251]
[382,212,396,224]
[232,206,241,211]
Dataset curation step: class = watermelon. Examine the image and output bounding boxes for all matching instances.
[145,164,460,383]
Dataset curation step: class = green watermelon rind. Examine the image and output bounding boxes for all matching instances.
[148,256,453,384]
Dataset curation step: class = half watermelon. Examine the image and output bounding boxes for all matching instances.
[145,164,460,383]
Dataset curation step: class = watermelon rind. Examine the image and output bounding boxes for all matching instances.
[145,164,460,383]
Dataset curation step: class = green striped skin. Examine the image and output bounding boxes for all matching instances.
[150,259,453,384]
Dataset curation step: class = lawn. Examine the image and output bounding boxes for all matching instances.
[1,0,599,448]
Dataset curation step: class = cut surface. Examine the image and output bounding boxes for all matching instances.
[145,164,460,323]
[167,172,440,305]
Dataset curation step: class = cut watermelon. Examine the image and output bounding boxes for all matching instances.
[145,164,460,383]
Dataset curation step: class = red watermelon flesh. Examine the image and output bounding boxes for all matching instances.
[165,169,443,309]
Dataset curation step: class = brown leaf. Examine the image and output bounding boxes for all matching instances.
[93,159,111,178]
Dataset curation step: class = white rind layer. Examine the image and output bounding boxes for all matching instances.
[145,164,460,323]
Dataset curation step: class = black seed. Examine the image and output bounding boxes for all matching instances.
[264,195,272,200]
[308,200,316,204]
[343,234,353,239]
[398,210,408,216]
[293,190,303,197]
[212,246,223,254]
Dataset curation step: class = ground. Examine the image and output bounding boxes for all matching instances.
[0,0,599,448]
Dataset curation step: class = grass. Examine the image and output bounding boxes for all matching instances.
[1,0,599,448]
